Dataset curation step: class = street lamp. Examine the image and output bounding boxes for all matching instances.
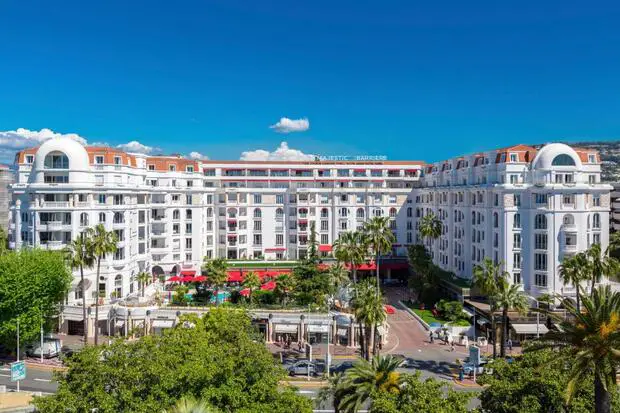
[527,295,540,339]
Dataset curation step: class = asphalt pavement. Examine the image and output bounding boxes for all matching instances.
[0,364,58,394]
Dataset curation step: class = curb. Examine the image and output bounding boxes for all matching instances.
[282,380,327,387]
[24,362,66,372]
[397,300,431,331]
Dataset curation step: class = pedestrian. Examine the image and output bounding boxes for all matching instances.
[508,338,513,352]
[458,367,464,381]
[429,331,434,343]
[450,341,455,352]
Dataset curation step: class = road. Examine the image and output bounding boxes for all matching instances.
[0,364,58,394]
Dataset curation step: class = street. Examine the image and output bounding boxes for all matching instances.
[0,364,58,394]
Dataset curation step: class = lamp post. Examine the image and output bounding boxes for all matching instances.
[16,318,20,392]
[40,311,44,363]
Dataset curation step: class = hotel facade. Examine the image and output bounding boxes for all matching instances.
[8,138,613,304]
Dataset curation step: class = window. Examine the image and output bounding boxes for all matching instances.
[44,152,69,169]
[494,194,499,206]
[589,175,597,184]
[148,164,155,171]
[535,253,547,271]
[552,154,576,166]
[357,194,364,203]
[513,272,521,284]
[113,212,124,224]
[593,196,600,207]
[99,212,106,223]
[169,164,176,172]
[563,214,575,226]
[254,220,262,231]
[509,153,518,162]
[535,273,548,287]
[113,248,125,261]
[276,194,284,204]
[253,234,262,245]
[389,208,397,218]
[253,208,262,218]
[588,154,596,163]
[98,194,106,204]
[593,213,600,229]
[186,165,194,173]
[185,238,192,249]
[321,208,329,218]
[276,208,284,220]
[79,213,89,227]
[173,224,180,234]
[563,195,574,206]
[185,223,192,234]
[535,214,547,229]
[275,234,284,246]
[389,195,397,204]
[113,156,121,165]
[514,194,521,206]
[321,234,328,244]
[254,194,262,204]
[535,194,548,204]
[513,252,521,269]
[340,221,348,230]
[186,209,192,219]
[555,174,563,184]
[513,233,521,249]
[535,233,548,250]
[513,213,521,229]
[357,208,365,219]
[340,208,348,217]
[321,220,328,231]
[593,233,601,245]
[172,210,180,220]
[25,155,34,164]
[493,212,499,228]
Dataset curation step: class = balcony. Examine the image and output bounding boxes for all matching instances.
[41,240,65,250]
[41,201,70,208]
[563,244,578,253]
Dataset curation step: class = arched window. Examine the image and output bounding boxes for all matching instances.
[113,212,124,224]
[513,213,521,229]
[373,208,382,217]
[253,208,262,218]
[340,208,348,217]
[44,151,69,169]
[563,214,575,226]
[275,208,284,220]
[552,154,576,166]
[173,209,180,220]
[80,213,89,227]
[99,212,106,223]
[389,208,397,218]
[471,211,476,224]
[593,213,600,229]
[321,208,329,218]
[535,214,547,230]
[493,212,498,228]
[206,207,213,218]
[407,207,412,217]
[356,208,365,219]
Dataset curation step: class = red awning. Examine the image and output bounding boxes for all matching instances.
[180,270,196,276]
[227,234,237,238]
[181,275,195,283]
[193,275,207,282]
[227,219,237,222]
[261,281,276,291]
[345,263,377,271]
[318,245,332,252]
[405,169,417,172]
[167,276,182,282]
[354,169,366,172]
[227,271,243,282]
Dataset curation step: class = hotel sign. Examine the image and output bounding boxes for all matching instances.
[315,155,388,161]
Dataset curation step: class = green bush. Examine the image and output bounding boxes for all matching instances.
[254,290,277,305]
[436,299,465,323]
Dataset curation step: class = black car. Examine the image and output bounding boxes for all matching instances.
[330,361,355,374]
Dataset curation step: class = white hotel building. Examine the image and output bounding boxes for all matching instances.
[8,138,613,304]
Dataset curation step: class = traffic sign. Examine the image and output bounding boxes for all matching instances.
[10,361,26,382]
[469,345,481,367]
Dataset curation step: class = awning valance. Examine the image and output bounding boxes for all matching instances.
[307,325,330,333]
[511,324,549,335]
[274,324,298,333]
[318,245,332,252]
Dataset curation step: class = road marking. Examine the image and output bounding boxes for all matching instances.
[0,373,9,377]
[0,367,9,371]
[34,378,52,383]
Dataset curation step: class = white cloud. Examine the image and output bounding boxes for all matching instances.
[240,141,316,161]
[269,117,310,133]
[188,151,209,160]
[116,140,159,155]
[0,128,88,163]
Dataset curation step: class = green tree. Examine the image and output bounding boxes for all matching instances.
[419,213,442,245]
[529,286,620,413]
[65,232,95,344]
[472,258,503,358]
[0,226,8,255]
[479,347,620,413]
[494,279,529,358]
[337,355,403,413]
[274,274,296,307]
[369,372,472,413]
[202,258,228,306]
[86,224,118,345]
[406,245,438,305]
[0,249,72,348]
[328,262,350,291]
[173,284,190,306]
[242,271,261,304]
[136,271,151,298]
[333,231,367,287]
[363,217,395,291]
[558,253,589,313]
[352,280,386,360]
[34,309,312,413]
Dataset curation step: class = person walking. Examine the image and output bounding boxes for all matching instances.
[507,338,513,353]
[429,330,434,343]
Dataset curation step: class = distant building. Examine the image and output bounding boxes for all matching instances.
[611,183,620,232]
[0,164,14,231]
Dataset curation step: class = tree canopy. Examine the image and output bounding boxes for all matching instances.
[0,249,72,347]
[34,309,312,413]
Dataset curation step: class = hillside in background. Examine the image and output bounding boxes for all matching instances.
[569,141,620,182]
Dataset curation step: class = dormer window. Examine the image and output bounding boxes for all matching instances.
[148,164,155,171]
[114,156,121,165]
[25,155,34,164]
[169,164,176,172]
[509,153,518,162]
[588,154,596,163]
[500,153,506,162]
[95,156,104,164]
[186,165,194,173]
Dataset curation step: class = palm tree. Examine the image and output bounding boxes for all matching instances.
[529,286,620,413]
[586,244,618,297]
[333,231,367,288]
[136,271,151,298]
[494,279,529,358]
[363,217,395,292]
[351,280,386,360]
[274,274,296,307]
[337,355,403,413]
[328,262,350,291]
[242,271,261,303]
[164,396,217,413]
[86,224,118,345]
[202,258,228,306]
[317,372,349,413]
[558,253,589,313]
[64,232,95,345]
[473,258,504,358]
[419,212,442,248]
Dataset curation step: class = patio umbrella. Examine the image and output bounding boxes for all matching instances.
[260,280,276,291]
[167,276,182,282]
[193,275,207,282]
[181,275,194,283]
[239,288,250,297]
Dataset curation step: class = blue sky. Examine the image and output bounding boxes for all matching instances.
[1,0,619,163]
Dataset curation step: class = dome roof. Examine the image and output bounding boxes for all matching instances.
[532,143,582,170]
[34,137,90,171]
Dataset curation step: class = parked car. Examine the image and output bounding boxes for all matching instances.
[288,360,319,377]
[330,361,355,374]
[25,338,61,359]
